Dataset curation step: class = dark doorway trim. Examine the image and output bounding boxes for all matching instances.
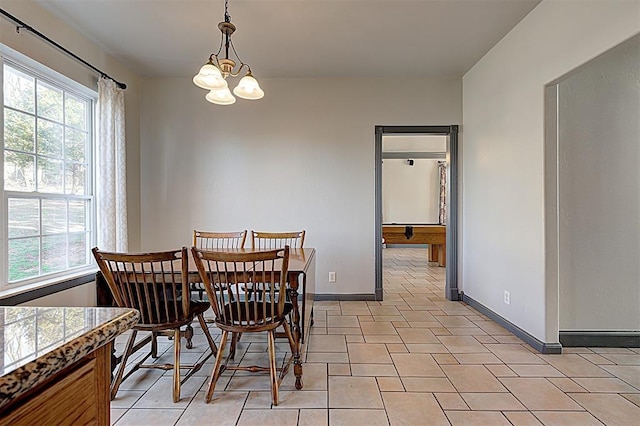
[375,125,459,301]
[559,331,640,348]
[382,152,446,160]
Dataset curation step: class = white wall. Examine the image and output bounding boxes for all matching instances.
[382,159,440,224]
[462,0,640,342]
[0,0,142,252]
[140,77,461,295]
[558,36,640,331]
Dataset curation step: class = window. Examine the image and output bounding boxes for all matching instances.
[2,57,95,288]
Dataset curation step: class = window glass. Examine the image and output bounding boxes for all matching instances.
[65,94,87,130]
[4,151,36,191]
[3,65,35,113]
[8,198,39,238]
[37,81,64,123]
[4,109,35,152]
[3,61,94,284]
[37,118,64,158]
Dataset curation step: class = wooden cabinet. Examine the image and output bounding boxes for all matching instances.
[1,344,111,426]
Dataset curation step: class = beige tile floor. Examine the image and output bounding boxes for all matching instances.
[111,248,640,425]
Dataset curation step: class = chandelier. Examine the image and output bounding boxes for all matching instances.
[193,0,264,105]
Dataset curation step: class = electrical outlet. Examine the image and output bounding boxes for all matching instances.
[328,272,336,283]
[504,290,510,305]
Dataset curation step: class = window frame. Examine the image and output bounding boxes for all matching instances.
[0,47,98,294]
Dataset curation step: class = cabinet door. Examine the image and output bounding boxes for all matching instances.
[1,345,110,426]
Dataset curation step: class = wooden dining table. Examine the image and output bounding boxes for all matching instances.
[96,247,316,390]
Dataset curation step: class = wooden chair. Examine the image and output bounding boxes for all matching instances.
[193,230,247,250]
[92,247,218,402]
[251,230,305,249]
[249,230,304,302]
[249,231,305,350]
[192,230,247,300]
[191,246,296,405]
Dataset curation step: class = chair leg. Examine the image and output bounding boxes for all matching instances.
[111,329,138,400]
[206,330,228,403]
[229,332,238,360]
[173,328,181,403]
[229,330,244,359]
[267,329,279,406]
[197,314,218,353]
[151,331,158,358]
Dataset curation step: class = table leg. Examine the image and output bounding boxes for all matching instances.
[428,244,446,267]
[289,275,303,390]
[110,342,117,381]
[438,244,446,267]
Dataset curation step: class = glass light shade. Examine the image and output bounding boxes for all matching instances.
[233,74,264,100]
[205,87,236,105]
[193,63,227,90]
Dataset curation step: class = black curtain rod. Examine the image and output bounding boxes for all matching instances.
[0,8,127,89]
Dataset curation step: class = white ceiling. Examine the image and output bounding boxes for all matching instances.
[32,0,541,78]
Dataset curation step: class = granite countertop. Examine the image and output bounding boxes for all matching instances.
[0,306,139,408]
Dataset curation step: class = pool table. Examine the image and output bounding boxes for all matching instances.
[382,224,446,267]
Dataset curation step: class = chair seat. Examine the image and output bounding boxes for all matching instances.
[219,301,292,326]
[136,300,211,329]
[191,300,211,314]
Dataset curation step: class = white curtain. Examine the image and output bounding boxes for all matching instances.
[96,77,128,251]
[437,161,447,225]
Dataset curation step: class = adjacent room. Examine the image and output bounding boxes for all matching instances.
[1,1,639,425]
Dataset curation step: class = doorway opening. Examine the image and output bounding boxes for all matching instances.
[375,125,459,301]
